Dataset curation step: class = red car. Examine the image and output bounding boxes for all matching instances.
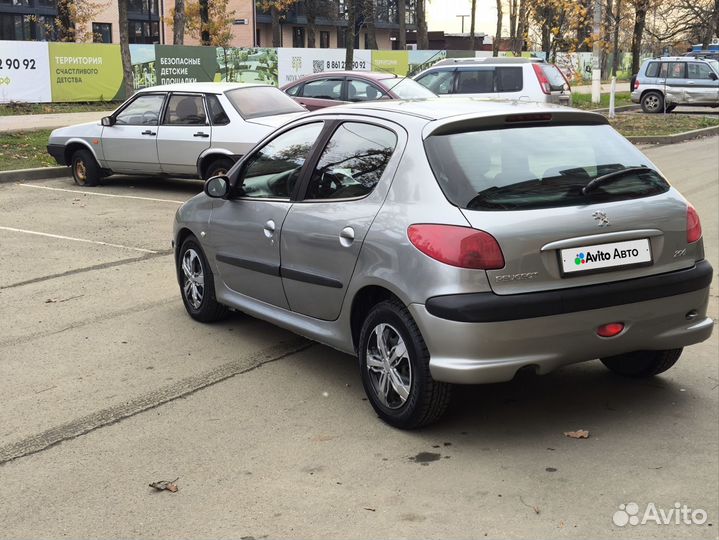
[280,71,436,110]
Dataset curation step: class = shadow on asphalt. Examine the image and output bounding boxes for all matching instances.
[95,175,204,196]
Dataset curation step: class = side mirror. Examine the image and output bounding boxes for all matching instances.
[204,175,230,198]
[101,116,115,127]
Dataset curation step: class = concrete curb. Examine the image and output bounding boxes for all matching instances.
[625,125,719,145]
[0,166,70,184]
[591,104,640,114]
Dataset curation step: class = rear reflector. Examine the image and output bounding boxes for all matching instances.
[407,224,505,270]
[597,322,625,338]
[687,204,702,243]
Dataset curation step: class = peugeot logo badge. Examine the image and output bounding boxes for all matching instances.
[593,211,610,227]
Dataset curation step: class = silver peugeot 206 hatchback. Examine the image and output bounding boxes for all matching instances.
[173,99,713,429]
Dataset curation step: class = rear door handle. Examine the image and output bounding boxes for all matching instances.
[339,226,355,247]
[193,131,210,138]
[141,130,156,136]
[263,219,276,239]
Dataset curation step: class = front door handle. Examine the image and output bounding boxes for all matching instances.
[193,131,210,137]
[141,129,156,136]
[339,226,355,247]
[263,219,276,239]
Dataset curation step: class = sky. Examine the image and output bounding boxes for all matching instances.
[427,0,500,36]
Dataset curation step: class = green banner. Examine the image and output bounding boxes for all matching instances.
[155,45,219,85]
[48,43,124,102]
[371,50,409,77]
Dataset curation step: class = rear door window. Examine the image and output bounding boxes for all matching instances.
[424,124,669,211]
[495,67,523,92]
[300,79,343,100]
[163,94,207,125]
[415,69,455,95]
[457,68,494,93]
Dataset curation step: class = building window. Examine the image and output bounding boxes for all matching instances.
[320,30,329,48]
[337,27,346,48]
[128,19,159,44]
[256,28,261,46]
[92,22,111,43]
[128,0,158,15]
[292,26,304,48]
[0,13,32,40]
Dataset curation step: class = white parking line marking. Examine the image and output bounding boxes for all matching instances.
[0,226,158,253]
[18,183,185,204]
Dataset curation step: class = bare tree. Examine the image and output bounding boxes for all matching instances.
[173,0,185,44]
[306,0,318,47]
[508,0,519,50]
[493,0,503,56]
[398,0,406,49]
[416,0,428,49]
[629,0,649,74]
[118,0,133,98]
[345,0,356,69]
[364,0,378,49]
[514,0,528,55]
[469,0,477,50]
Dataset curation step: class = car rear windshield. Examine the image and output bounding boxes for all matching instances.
[539,64,568,91]
[424,124,670,211]
[380,77,436,99]
[225,86,305,119]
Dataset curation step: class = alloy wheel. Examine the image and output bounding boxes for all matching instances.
[365,323,412,409]
[182,248,205,309]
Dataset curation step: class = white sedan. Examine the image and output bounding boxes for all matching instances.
[47,82,306,186]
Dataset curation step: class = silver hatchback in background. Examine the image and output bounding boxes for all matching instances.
[413,57,572,106]
[631,56,719,113]
[173,99,712,429]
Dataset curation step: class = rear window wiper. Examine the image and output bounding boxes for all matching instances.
[582,166,656,195]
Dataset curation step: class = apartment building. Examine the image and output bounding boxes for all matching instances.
[1,0,414,50]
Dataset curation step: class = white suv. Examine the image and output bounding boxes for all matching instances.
[413,57,572,105]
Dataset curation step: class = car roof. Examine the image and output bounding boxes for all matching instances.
[432,57,545,66]
[137,82,273,94]
[303,97,599,121]
[281,71,402,86]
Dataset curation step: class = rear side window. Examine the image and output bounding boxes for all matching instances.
[206,94,230,125]
[304,122,397,200]
[645,62,661,77]
[415,70,454,95]
[424,124,669,211]
[457,68,494,93]
[537,64,567,91]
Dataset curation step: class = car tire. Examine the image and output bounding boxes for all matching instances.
[177,236,228,323]
[600,348,682,378]
[641,91,664,114]
[204,157,235,180]
[71,148,102,186]
[358,299,451,429]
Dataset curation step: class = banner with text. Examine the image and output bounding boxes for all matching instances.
[277,48,372,86]
[48,43,124,102]
[154,45,219,85]
[0,40,52,103]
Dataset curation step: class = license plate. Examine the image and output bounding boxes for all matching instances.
[560,238,652,275]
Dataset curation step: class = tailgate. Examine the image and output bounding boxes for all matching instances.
[461,193,698,295]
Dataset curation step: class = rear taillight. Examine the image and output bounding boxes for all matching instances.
[407,224,505,270]
[532,63,551,94]
[687,204,702,243]
[634,79,640,90]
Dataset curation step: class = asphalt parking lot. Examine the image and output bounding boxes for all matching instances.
[0,137,717,539]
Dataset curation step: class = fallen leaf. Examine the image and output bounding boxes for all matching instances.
[363,507,376,512]
[564,429,590,439]
[45,298,56,304]
[149,477,179,492]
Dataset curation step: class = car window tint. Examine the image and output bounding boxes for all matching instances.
[457,68,494,93]
[347,79,387,101]
[164,94,207,125]
[665,62,686,79]
[115,94,165,126]
[304,122,397,200]
[688,62,714,79]
[645,62,660,78]
[424,124,669,211]
[206,94,230,125]
[301,79,343,100]
[239,122,324,200]
[415,70,454,95]
[225,86,305,119]
[495,66,523,92]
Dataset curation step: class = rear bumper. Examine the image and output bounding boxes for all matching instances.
[412,262,713,384]
[47,144,67,166]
